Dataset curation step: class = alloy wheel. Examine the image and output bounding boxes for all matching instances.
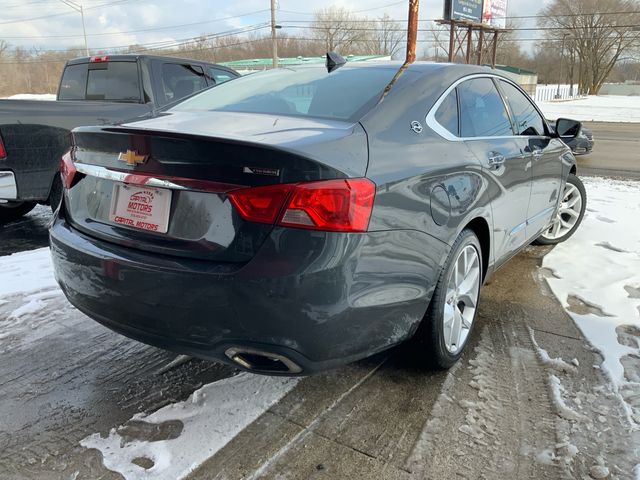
[443,244,481,354]
[542,182,583,241]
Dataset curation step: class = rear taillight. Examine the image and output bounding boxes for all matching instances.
[228,183,294,224]
[0,134,6,159]
[60,151,77,189]
[228,178,376,233]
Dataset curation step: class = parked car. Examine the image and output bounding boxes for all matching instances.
[548,120,594,154]
[0,54,238,222]
[50,61,586,375]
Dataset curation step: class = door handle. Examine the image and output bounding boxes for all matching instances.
[487,152,505,168]
[532,148,543,159]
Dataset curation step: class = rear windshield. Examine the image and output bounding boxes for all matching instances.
[59,61,141,102]
[169,66,399,122]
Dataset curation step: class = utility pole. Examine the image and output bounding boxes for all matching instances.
[556,33,569,99]
[59,0,89,56]
[405,0,419,63]
[270,0,278,68]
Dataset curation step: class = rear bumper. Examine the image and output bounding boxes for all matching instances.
[0,171,17,200]
[50,215,447,374]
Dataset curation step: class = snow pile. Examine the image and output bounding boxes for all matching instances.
[81,373,298,479]
[543,177,640,427]
[537,95,640,123]
[2,93,56,101]
[0,247,58,298]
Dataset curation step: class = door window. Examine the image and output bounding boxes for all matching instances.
[457,78,513,138]
[161,63,208,103]
[499,80,546,136]
[435,89,459,136]
[209,68,236,85]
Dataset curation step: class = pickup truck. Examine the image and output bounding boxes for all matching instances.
[0,54,238,222]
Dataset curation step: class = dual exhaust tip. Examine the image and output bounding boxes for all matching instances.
[225,347,302,374]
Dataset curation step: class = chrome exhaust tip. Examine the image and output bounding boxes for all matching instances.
[224,347,302,374]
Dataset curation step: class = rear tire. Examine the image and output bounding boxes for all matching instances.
[0,201,37,222]
[534,174,586,245]
[420,229,483,369]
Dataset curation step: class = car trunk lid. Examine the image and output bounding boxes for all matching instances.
[64,111,368,262]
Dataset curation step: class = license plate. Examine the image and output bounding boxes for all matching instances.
[109,183,172,233]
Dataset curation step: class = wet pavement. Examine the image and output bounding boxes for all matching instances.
[0,206,238,479]
[0,205,51,257]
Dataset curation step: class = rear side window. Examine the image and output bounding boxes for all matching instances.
[209,68,235,85]
[499,80,546,136]
[59,62,140,101]
[435,89,459,136]
[458,78,513,138]
[161,63,208,104]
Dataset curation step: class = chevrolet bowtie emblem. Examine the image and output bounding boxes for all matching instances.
[118,149,147,165]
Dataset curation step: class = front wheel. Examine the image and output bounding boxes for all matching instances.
[534,174,586,245]
[421,229,483,369]
[0,201,37,223]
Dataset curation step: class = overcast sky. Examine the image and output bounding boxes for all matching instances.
[0,0,551,55]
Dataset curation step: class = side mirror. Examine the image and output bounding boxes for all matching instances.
[555,118,582,139]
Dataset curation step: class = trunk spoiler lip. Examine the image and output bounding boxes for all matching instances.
[73,162,245,194]
[72,117,360,155]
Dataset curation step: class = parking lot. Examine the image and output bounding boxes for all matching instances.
[0,121,638,479]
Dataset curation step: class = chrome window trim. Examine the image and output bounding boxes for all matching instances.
[425,73,550,142]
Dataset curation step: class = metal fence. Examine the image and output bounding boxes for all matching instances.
[535,84,581,102]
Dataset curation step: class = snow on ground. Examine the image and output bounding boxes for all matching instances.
[537,95,640,123]
[0,248,299,478]
[81,373,298,479]
[543,177,640,428]
[0,247,58,298]
[2,93,56,101]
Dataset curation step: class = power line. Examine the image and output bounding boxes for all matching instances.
[0,9,271,39]
[277,10,640,22]
[0,0,135,25]
[281,23,640,33]
[0,24,271,59]
[4,20,639,56]
[278,0,407,16]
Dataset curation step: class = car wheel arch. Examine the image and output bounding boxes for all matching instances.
[462,216,491,282]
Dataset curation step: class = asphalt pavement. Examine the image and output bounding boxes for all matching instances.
[578,122,640,178]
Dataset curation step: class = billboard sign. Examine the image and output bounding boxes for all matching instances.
[444,0,483,24]
[482,0,507,29]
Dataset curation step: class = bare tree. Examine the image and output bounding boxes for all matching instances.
[373,14,406,57]
[540,0,640,94]
[311,6,369,54]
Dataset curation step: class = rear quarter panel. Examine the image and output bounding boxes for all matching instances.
[362,68,495,272]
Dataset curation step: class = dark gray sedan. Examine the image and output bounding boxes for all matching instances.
[50,62,586,374]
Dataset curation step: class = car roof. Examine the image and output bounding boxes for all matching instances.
[65,54,235,70]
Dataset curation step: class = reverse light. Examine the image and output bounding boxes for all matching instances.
[228,178,376,233]
[60,151,77,189]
